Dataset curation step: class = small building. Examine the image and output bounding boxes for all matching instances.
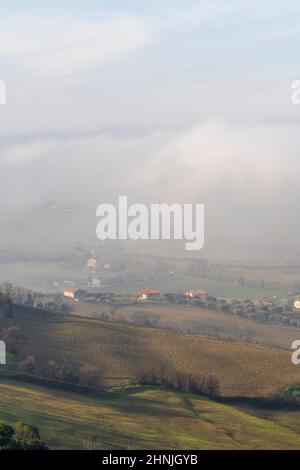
[91,278,102,288]
[185,289,207,299]
[63,288,78,300]
[138,289,161,301]
[86,258,97,269]
[294,300,300,313]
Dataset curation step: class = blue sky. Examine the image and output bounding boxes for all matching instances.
[0,0,299,136]
[1,1,300,77]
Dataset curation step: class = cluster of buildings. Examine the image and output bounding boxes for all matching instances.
[63,287,208,304]
[63,288,114,303]
[137,289,208,302]
[85,257,116,288]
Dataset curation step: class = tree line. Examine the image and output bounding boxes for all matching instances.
[135,367,220,398]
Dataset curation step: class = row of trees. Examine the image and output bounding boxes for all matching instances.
[1,324,103,389]
[183,296,300,328]
[135,367,220,398]
[7,328,220,397]
[16,355,104,390]
[0,323,104,390]
[0,289,13,320]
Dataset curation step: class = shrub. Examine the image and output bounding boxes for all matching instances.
[14,421,48,450]
[14,421,40,441]
[201,372,220,398]
[17,355,36,374]
[0,423,14,448]
[0,291,13,319]
[132,311,160,328]
[2,326,27,355]
[41,359,78,383]
[78,364,104,389]
[0,421,49,450]
[135,368,220,398]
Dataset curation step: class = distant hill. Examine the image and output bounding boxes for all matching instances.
[73,301,300,349]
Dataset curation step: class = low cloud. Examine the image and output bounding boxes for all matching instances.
[0,119,300,257]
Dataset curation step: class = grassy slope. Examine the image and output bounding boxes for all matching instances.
[1,378,300,450]
[10,306,300,397]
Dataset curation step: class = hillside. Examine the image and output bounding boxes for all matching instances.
[73,301,300,349]
[1,378,300,450]
[7,305,300,397]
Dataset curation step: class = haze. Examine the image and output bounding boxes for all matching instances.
[1,0,300,260]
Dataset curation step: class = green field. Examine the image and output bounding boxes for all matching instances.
[1,378,300,450]
[0,258,292,299]
[111,273,290,300]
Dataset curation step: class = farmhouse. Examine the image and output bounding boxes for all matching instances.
[185,289,207,299]
[138,289,161,301]
[86,258,97,269]
[294,299,300,313]
[63,288,78,300]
